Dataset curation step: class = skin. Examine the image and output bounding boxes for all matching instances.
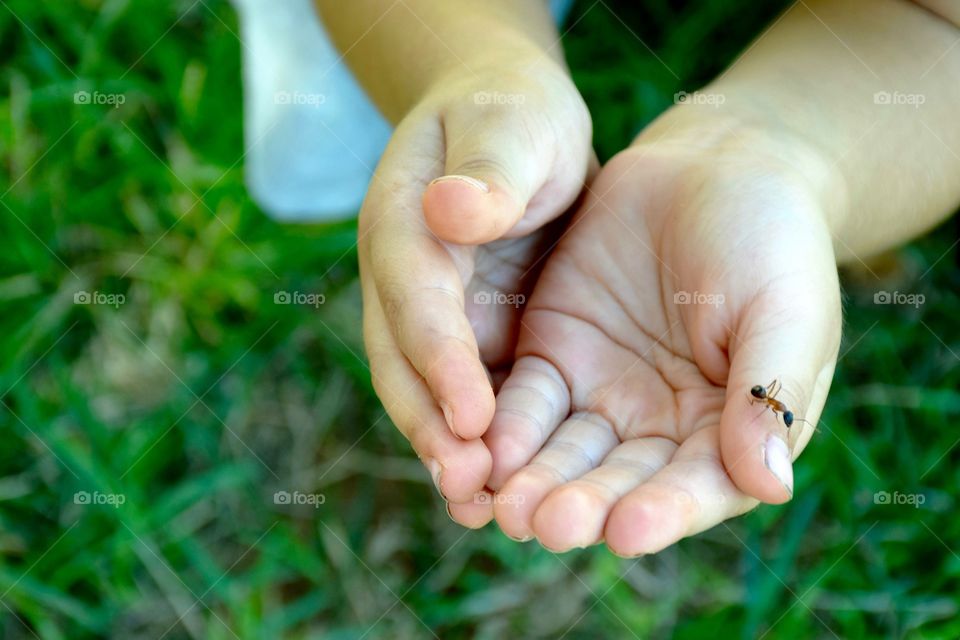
[319,0,960,549]
[482,0,960,553]
[486,118,842,554]
[316,0,594,507]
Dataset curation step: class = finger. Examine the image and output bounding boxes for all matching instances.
[718,275,841,504]
[605,427,759,557]
[531,437,677,552]
[447,494,494,529]
[364,115,495,439]
[422,99,589,245]
[484,355,571,489]
[493,412,619,541]
[362,269,491,503]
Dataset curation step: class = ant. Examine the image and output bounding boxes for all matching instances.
[749,379,812,431]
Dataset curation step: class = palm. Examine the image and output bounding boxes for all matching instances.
[484,143,842,555]
[454,228,563,372]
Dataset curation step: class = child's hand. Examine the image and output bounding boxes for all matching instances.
[483,115,843,553]
[359,57,593,514]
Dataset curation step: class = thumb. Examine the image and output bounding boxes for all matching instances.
[422,104,589,245]
[719,278,841,504]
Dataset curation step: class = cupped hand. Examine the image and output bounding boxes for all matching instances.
[484,118,844,554]
[358,56,593,523]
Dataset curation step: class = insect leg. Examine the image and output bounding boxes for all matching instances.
[768,379,782,400]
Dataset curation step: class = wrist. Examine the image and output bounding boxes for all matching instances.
[320,0,565,123]
[418,37,570,110]
[634,104,850,244]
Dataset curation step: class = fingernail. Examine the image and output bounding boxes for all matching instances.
[506,532,534,543]
[429,175,490,193]
[426,458,446,499]
[763,435,794,498]
[439,401,458,437]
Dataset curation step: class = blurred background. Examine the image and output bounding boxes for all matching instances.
[2,0,959,638]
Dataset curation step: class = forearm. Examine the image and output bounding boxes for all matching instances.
[314,0,564,123]
[645,0,960,262]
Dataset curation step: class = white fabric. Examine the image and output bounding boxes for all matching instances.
[231,0,574,221]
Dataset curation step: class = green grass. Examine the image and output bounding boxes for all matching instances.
[1,0,959,637]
